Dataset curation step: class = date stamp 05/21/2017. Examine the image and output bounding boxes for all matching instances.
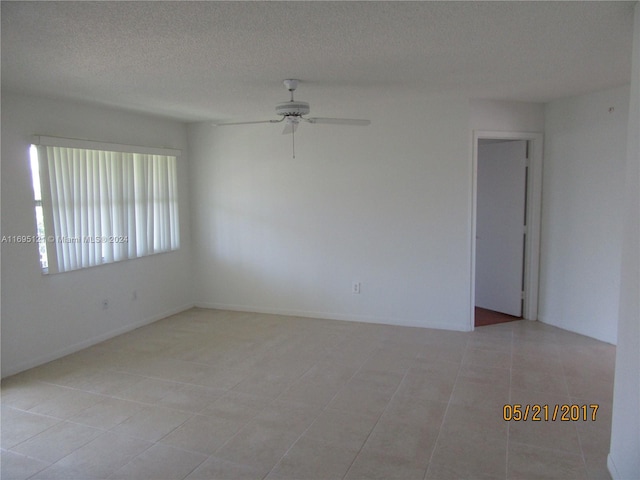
[503,404,599,422]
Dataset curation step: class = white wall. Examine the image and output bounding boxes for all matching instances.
[1,92,194,377]
[539,86,629,344]
[609,3,640,478]
[469,99,545,133]
[190,92,472,330]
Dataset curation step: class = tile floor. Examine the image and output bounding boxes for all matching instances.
[1,309,615,479]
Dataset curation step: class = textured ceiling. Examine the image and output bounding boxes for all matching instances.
[1,1,635,122]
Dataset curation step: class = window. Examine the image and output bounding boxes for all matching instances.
[30,136,180,274]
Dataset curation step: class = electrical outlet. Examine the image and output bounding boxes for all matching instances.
[352,282,361,294]
[102,299,109,310]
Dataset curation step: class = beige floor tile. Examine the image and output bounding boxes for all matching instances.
[408,357,461,378]
[28,388,104,419]
[575,410,611,440]
[0,450,50,480]
[231,371,296,399]
[213,422,299,472]
[122,357,208,384]
[2,360,78,385]
[564,374,615,405]
[114,376,185,404]
[1,407,60,449]
[457,362,510,387]
[511,338,560,354]
[439,403,507,443]
[511,366,569,395]
[189,365,249,390]
[109,443,207,480]
[185,456,265,480]
[303,407,379,451]
[426,434,507,479]
[507,442,588,479]
[298,360,359,384]
[0,311,616,480]
[327,383,394,417]
[416,344,467,365]
[1,404,25,422]
[266,436,359,480]
[362,417,440,468]
[394,369,456,403]
[171,343,228,364]
[49,369,141,396]
[1,381,74,411]
[558,343,616,365]
[358,348,417,374]
[468,333,513,353]
[160,414,244,455]
[509,388,573,408]
[449,378,510,413]
[319,342,376,367]
[109,405,192,442]
[52,431,152,478]
[463,346,512,369]
[155,383,226,413]
[572,398,612,431]
[276,378,344,407]
[67,396,144,429]
[511,346,562,371]
[59,345,123,369]
[380,395,448,426]
[347,368,405,394]
[10,421,103,463]
[508,389,582,455]
[343,449,427,480]
[251,399,321,435]
[576,422,613,480]
[258,353,319,379]
[511,323,559,343]
[508,414,582,455]
[31,463,104,480]
[419,329,470,349]
[199,390,268,423]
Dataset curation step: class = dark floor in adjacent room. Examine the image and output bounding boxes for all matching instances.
[475,306,522,327]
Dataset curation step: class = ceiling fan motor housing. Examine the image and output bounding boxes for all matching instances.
[276,101,310,117]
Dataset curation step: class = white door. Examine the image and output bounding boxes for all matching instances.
[475,140,527,317]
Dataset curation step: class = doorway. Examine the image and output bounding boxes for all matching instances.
[476,139,527,321]
[471,131,543,329]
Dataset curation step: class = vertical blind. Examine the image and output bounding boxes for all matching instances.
[33,137,180,273]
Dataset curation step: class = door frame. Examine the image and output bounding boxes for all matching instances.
[470,130,544,329]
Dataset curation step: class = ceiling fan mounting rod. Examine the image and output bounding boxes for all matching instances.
[284,79,299,102]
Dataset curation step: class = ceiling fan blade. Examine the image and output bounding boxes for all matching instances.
[281,121,299,135]
[304,117,371,126]
[213,119,283,126]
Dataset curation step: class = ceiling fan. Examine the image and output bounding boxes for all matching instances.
[213,79,371,157]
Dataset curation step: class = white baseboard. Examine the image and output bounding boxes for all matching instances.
[1,303,195,378]
[194,301,470,332]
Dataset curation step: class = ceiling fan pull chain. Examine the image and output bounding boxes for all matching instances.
[292,126,296,159]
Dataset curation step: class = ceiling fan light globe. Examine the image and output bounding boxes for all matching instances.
[283,79,299,91]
